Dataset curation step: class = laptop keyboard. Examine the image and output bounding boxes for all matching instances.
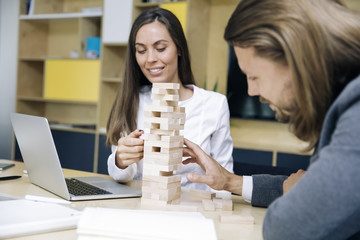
[65,178,112,196]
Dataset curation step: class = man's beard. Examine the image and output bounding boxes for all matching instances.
[259,96,291,123]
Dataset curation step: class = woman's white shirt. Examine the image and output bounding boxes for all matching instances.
[107,85,233,190]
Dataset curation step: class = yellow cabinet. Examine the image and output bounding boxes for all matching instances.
[44,59,100,102]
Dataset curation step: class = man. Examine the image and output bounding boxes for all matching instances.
[183,0,360,239]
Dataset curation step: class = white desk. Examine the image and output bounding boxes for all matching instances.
[0,159,266,240]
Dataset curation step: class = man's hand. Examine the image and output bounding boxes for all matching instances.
[183,139,243,194]
[283,169,306,194]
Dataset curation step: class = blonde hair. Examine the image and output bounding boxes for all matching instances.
[225,0,360,150]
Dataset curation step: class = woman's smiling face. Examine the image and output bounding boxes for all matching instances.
[135,21,180,84]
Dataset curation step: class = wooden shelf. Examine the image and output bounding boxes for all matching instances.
[17,96,98,105]
[134,3,161,8]
[230,118,312,155]
[19,12,102,20]
[102,43,127,47]
[49,124,97,134]
[102,77,123,83]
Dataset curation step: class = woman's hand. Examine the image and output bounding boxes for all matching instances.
[115,129,144,169]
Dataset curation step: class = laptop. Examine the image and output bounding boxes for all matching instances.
[11,113,141,201]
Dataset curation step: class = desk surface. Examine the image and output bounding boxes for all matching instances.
[0,159,266,240]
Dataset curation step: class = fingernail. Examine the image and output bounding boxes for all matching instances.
[139,129,144,132]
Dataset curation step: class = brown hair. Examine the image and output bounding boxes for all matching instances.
[224,0,360,150]
[106,8,195,146]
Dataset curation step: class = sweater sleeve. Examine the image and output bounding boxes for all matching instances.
[251,174,287,207]
[107,145,136,183]
[263,80,360,239]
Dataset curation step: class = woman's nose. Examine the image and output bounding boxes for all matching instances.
[146,49,157,62]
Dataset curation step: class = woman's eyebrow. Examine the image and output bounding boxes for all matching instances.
[135,40,169,47]
[153,39,169,46]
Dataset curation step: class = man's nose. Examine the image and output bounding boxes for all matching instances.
[247,80,259,96]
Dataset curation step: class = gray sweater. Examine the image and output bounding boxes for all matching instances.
[255,75,360,239]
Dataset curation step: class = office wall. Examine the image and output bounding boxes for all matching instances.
[0,0,19,159]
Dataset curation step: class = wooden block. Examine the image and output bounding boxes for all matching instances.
[152,88,178,95]
[221,199,233,211]
[160,123,184,131]
[150,129,179,136]
[144,105,174,113]
[143,156,182,166]
[152,99,178,107]
[189,188,216,200]
[144,122,184,131]
[161,112,186,124]
[143,163,182,173]
[144,110,161,118]
[166,204,199,212]
[161,135,184,143]
[141,197,181,206]
[142,174,181,184]
[202,199,215,211]
[212,198,223,209]
[142,133,161,141]
[141,197,169,206]
[144,116,181,125]
[143,122,160,130]
[143,148,183,160]
[142,167,172,177]
[141,185,181,195]
[174,106,185,113]
[159,171,174,176]
[142,186,181,201]
[151,93,179,101]
[144,139,182,149]
[160,147,183,155]
[149,136,183,149]
[212,198,233,211]
[220,215,255,225]
[152,82,180,89]
[142,191,161,200]
[142,180,181,189]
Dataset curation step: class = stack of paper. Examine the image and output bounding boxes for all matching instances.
[0,199,81,238]
[77,207,217,240]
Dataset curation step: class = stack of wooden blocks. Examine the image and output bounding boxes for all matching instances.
[141,83,185,206]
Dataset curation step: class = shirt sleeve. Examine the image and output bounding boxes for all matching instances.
[242,175,253,203]
[210,96,234,174]
[107,145,136,183]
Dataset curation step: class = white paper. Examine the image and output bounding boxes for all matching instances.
[77,207,217,240]
[0,199,81,238]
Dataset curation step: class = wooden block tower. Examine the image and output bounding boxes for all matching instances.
[141,83,185,206]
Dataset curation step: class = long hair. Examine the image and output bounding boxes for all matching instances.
[224,0,360,150]
[106,8,195,146]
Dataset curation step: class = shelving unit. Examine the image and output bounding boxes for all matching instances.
[15,0,104,172]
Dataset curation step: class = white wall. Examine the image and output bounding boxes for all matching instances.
[0,0,19,159]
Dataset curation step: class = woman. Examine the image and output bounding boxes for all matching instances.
[106,8,233,190]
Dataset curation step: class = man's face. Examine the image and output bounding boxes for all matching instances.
[234,46,295,122]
